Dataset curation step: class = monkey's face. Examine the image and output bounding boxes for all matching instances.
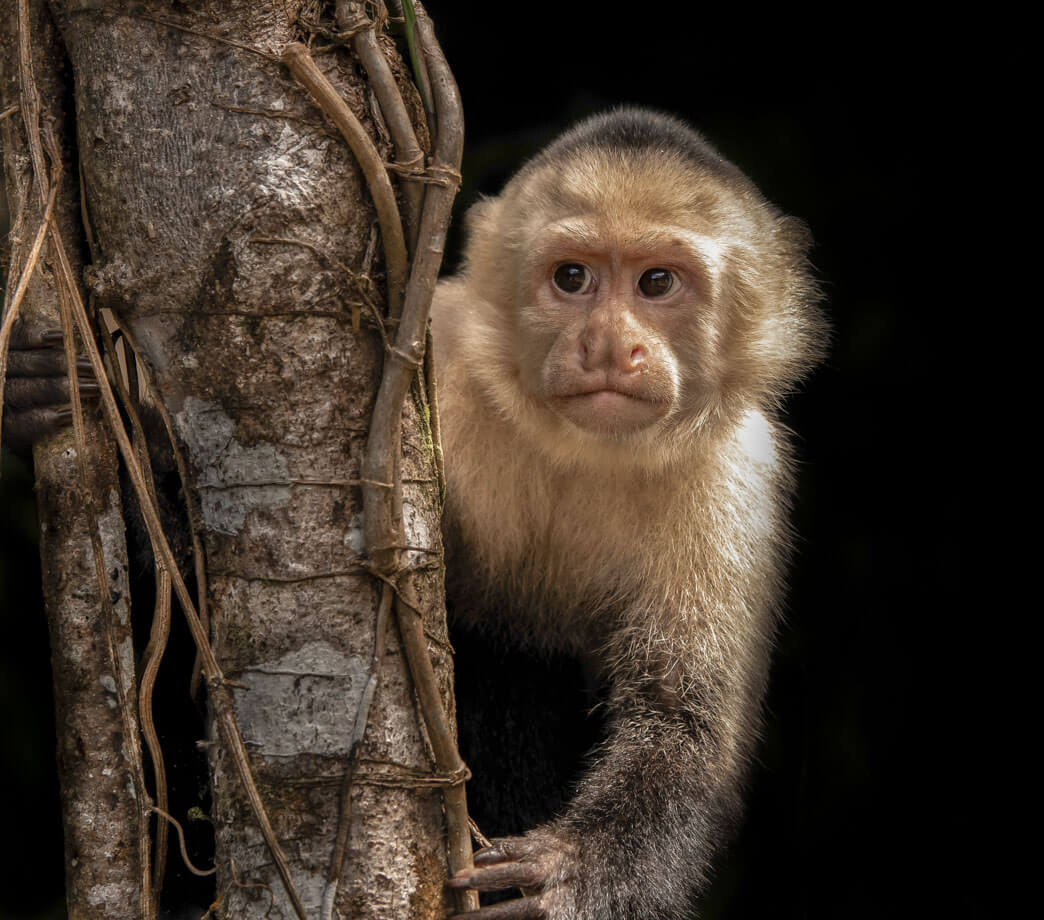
[455,148,819,458]
[516,216,726,437]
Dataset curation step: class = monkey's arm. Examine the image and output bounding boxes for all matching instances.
[450,646,759,920]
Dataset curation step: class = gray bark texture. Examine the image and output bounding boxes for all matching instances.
[2,1,456,917]
[0,3,148,918]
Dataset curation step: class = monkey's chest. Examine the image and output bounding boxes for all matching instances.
[444,461,692,649]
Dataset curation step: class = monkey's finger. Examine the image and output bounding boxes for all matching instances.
[9,322,64,350]
[1,406,73,453]
[452,895,546,919]
[448,861,544,892]
[4,376,99,410]
[6,349,90,378]
[473,838,530,867]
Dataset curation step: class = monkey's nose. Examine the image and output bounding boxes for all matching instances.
[578,336,646,375]
[608,343,646,375]
[622,345,646,373]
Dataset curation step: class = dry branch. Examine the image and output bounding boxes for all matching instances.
[358,1,474,910]
[282,42,409,320]
[336,0,426,250]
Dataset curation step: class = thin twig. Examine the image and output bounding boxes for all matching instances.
[247,233,384,323]
[469,818,492,850]
[15,0,47,207]
[211,100,327,130]
[150,807,218,877]
[96,316,172,915]
[337,0,426,251]
[135,12,278,63]
[0,103,18,121]
[141,565,172,907]
[104,315,213,703]
[282,42,409,320]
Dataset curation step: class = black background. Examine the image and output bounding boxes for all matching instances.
[1,6,979,918]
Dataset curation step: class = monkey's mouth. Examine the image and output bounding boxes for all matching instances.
[563,387,645,406]
[551,387,668,432]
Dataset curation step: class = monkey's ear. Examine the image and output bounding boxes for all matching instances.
[463,196,504,241]
[776,214,813,259]
[461,196,512,294]
[776,214,829,376]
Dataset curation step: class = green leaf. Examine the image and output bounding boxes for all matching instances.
[400,0,424,92]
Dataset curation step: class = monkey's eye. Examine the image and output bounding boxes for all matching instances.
[638,268,675,298]
[552,263,592,294]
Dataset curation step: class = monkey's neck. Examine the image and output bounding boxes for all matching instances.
[442,385,709,644]
[442,376,787,657]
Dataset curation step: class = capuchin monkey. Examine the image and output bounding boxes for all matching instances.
[436,108,824,919]
[2,108,824,920]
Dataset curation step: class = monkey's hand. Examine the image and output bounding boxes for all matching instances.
[448,827,586,919]
[451,697,733,919]
[1,321,97,454]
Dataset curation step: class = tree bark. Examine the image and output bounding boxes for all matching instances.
[3,2,457,917]
[0,3,147,918]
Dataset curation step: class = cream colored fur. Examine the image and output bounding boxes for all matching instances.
[434,111,825,918]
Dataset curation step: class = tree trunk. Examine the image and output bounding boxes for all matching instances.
[2,2,458,917]
[0,3,148,918]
